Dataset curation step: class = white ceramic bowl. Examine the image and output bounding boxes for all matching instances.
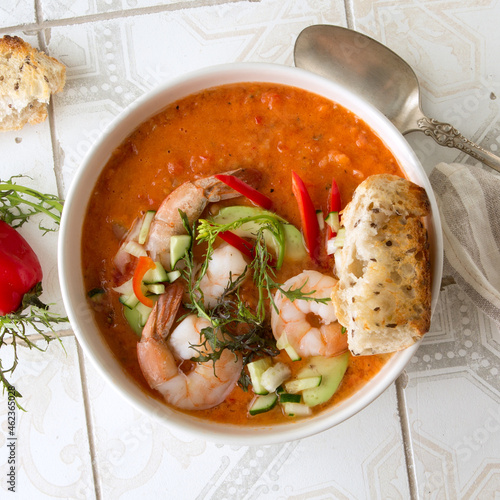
[59,62,443,445]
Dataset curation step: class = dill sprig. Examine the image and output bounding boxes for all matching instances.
[0,283,67,410]
[0,175,64,232]
[179,209,330,389]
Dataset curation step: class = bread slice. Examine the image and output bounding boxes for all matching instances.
[0,35,66,132]
[331,174,431,355]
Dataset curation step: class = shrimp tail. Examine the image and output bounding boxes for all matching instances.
[137,282,184,388]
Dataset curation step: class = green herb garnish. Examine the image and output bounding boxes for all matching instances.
[0,176,64,232]
[179,209,330,389]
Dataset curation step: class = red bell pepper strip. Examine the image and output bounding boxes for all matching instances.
[214,174,273,210]
[0,220,43,315]
[327,177,342,238]
[291,171,320,262]
[218,231,254,260]
[133,256,156,307]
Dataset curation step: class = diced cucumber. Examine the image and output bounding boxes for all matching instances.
[247,357,272,395]
[138,210,156,245]
[284,376,322,394]
[282,402,312,417]
[300,353,349,407]
[146,283,165,295]
[123,305,143,337]
[136,301,154,327]
[325,211,340,233]
[119,293,140,309]
[170,235,191,269]
[122,240,147,258]
[279,393,302,404]
[326,227,347,255]
[260,362,292,393]
[276,334,301,361]
[88,288,105,303]
[334,227,346,248]
[143,261,168,284]
[212,206,307,261]
[248,393,278,416]
[167,270,181,282]
[316,210,325,230]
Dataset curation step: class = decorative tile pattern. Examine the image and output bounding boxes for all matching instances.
[350,1,500,495]
[0,1,36,29]
[0,337,94,498]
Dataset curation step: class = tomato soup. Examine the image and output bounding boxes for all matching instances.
[82,83,401,425]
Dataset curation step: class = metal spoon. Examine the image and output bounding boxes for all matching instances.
[294,24,500,174]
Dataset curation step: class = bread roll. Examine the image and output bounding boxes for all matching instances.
[0,35,66,132]
[331,174,431,355]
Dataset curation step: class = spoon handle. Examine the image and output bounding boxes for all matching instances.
[416,117,500,174]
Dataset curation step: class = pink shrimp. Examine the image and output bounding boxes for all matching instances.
[137,282,242,410]
[145,168,261,269]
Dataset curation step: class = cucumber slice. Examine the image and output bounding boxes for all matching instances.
[167,270,181,282]
[282,402,312,417]
[249,393,278,416]
[136,301,154,327]
[123,306,143,337]
[88,288,105,303]
[279,393,301,404]
[143,261,168,284]
[119,293,140,309]
[138,210,156,244]
[170,235,191,269]
[276,334,301,361]
[146,283,165,295]
[326,227,347,255]
[260,362,292,393]
[247,357,272,395]
[334,227,346,248]
[212,206,307,261]
[300,353,349,407]
[316,210,324,230]
[284,376,322,394]
[325,211,340,233]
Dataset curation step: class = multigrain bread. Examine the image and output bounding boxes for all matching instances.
[331,174,431,355]
[0,35,66,132]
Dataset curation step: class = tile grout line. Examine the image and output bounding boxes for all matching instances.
[76,342,103,500]
[396,372,419,500]
[0,0,248,35]
[343,0,355,29]
[36,2,101,497]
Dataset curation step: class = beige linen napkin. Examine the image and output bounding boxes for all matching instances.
[430,162,500,325]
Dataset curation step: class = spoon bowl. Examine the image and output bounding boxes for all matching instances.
[294,24,500,173]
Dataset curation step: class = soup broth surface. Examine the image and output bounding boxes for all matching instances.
[82,83,401,425]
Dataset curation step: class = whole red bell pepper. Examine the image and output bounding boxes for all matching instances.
[0,220,43,315]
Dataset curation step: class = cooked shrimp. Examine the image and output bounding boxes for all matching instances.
[145,168,261,269]
[271,270,348,357]
[137,282,242,410]
[199,242,248,308]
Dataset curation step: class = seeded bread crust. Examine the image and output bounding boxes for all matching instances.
[0,35,66,132]
[331,174,431,355]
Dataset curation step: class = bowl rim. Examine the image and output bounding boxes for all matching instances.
[58,61,443,445]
